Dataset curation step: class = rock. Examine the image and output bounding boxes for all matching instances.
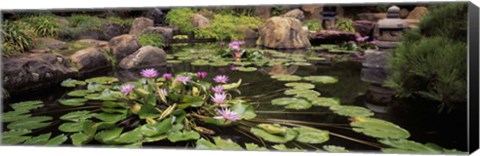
[129,17,154,36]
[310,30,357,42]
[34,38,67,50]
[282,9,305,21]
[336,5,345,18]
[142,8,166,25]
[141,26,174,44]
[76,39,109,47]
[108,34,142,62]
[257,17,311,49]
[103,23,126,40]
[54,17,70,28]
[119,46,167,69]
[407,6,429,20]
[361,67,390,85]
[70,47,111,72]
[399,8,410,18]
[357,13,387,21]
[241,27,257,39]
[362,49,389,68]
[78,29,104,40]
[190,14,211,29]
[404,19,420,29]
[254,7,272,20]
[301,5,323,20]
[29,48,51,53]
[353,20,376,37]
[2,53,75,94]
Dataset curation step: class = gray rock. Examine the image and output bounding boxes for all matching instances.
[129,17,154,36]
[119,46,167,69]
[103,23,126,40]
[283,9,305,21]
[257,17,311,49]
[190,14,211,29]
[362,49,390,68]
[400,8,410,18]
[407,6,429,20]
[108,34,142,62]
[34,38,68,50]
[141,26,174,43]
[76,39,109,47]
[353,20,376,37]
[70,47,111,72]
[254,7,272,20]
[301,5,323,20]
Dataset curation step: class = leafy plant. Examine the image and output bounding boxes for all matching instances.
[1,20,37,56]
[271,6,286,16]
[195,14,262,41]
[334,18,355,32]
[166,8,197,34]
[139,33,165,48]
[20,15,60,38]
[302,20,323,31]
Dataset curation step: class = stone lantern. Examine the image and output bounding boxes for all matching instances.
[321,6,337,30]
[372,5,409,50]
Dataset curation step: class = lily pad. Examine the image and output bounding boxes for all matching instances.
[94,127,124,144]
[45,134,68,146]
[284,82,315,89]
[1,130,32,144]
[309,97,340,107]
[329,105,374,117]
[271,75,302,82]
[350,117,410,139]
[191,60,209,66]
[209,61,229,67]
[85,76,119,85]
[67,90,91,97]
[250,127,298,143]
[290,62,312,66]
[196,138,218,150]
[167,60,182,64]
[58,122,84,132]
[94,113,127,123]
[245,143,268,151]
[24,133,51,145]
[167,130,201,142]
[379,139,441,154]
[138,117,173,137]
[323,145,349,152]
[293,126,329,144]
[212,137,243,150]
[58,98,88,106]
[60,110,96,122]
[236,67,257,72]
[303,76,338,84]
[271,97,312,110]
[272,144,306,151]
[115,129,143,144]
[71,132,90,146]
[230,103,256,120]
[306,56,326,61]
[7,116,52,130]
[61,79,86,87]
[10,100,44,111]
[2,110,31,123]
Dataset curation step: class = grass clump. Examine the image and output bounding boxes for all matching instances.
[334,18,355,32]
[303,20,323,31]
[139,33,165,48]
[1,20,37,56]
[166,8,197,34]
[195,14,262,41]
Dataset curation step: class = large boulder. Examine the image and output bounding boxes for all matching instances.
[103,23,127,40]
[190,14,211,29]
[70,47,111,72]
[301,5,323,20]
[254,7,272,20]
[141,27,174,44]
[310,30,358,43]
[108,34,142,62]
[34,38,67,50]
[2,53,75,94]
[400,8,410,18]
[407,6,429,20]
[119,46,167,69]
[282,9,305,21]
[129,17,154,36]
[353,20,376,37]
[257,17,311,49]
[76,39,109,47]
[142,8,166,25]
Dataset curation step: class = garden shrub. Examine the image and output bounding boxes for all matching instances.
[195,14,262,41]
[334,18,355,32]
[303,20,323,31]
[166,8,197,34]
[20,14,60,38]
[1,20,37,56]
[385,3,467,112]
[139,33,165,48]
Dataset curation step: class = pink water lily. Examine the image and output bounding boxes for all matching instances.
[356,36,369,42]
[197,71,208,79]
[211,92,227,104]
[228,41,245,50]
[355,52,365,59]
[214,108,238,122]
[175,76,191,84]
[162,73,172,80]
[213,75,229,84]
[212,86,224,93]
[160,88,168,97]
[140,68,159,78]
[370,39,377,45]
[120,84,135,95]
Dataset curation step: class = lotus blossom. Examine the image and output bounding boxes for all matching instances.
[140,68,159,78]
[213,75,229,84]
[175,76,191,84]
[356,36,369,42]
[229,65,238,71]
[228,41,245,50]
[233,51,243,58]
[211,92,227,104]
[120,84,135,95]
[214,108,238,121]
[370,39,377,45]
[212,86,224,93]
[355,52,365,59]
[162,73,172,80]
[219,42,225,46]
[160,88,168,97]
[197,72,208,79]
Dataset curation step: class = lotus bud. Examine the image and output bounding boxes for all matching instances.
[192,87,200,96]
[193,126,216,135]
[130,103,142,114]
[159,104,177,120]
[146,118,157,124]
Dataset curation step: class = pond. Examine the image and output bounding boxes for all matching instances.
[1,42,467,153]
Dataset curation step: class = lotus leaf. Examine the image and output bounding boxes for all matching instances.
[85,76,118,85]
[303,76,338,84]
[271,75,302,81]
[329,105,374,117]
[250,127,298,143]
[58,98,88,106]
[350,117,410,139]
[61,79,86,87]
[293,126,329,144]
[7,116,52,130]
[323,145,349,152]
[284,82,315,89]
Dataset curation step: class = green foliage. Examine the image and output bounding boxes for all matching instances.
[334,18,355,32]
[63,15,132,40]
[20,15,60,38]
[196,14,262,41]
[386,3,468,111]
[1,20,37,56]
[271,6,286,16]
[303,20,323,31]
[166,8,197,34]
[139,33,165,48]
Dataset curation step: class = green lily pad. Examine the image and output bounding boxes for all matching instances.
[1,130,32,144]
[271,97,312,110]
[67,90,91,97]
[221,79,242,90]
[94,127,124,144]
[303,76,338,84]
[245,143,268,151]
[323,145,349,152]
[177,56,192,61]
[167,130,201,143]
[87,83,109,92]
[271,75,302,81]
[45,134,68,146]
[196,138,218,150]
[61,78,87,87]
[290,62,312,66]
[293,126,329,144]
[85,90,123,101]
[7,116,52,130]
[329,105,374,117]
[379,139,441,154]
[191,60,209,66]
[85,76,119,85]
[284,82,315,89]
[306,56,327,61]
[102,101,128,108]
[71,132,90,146]
[10,100,44,111]
[350,117,410,139]
[143,134,168,143]
[138,117,173,137]
[115,129,143,144]
[250,127,298,143]
[209,61,229,67]
[60,110,96,122]
[58,122,84,132]
[309,97,340,107]
[236,67,257,72]
[166,55,175,59]
[2,110,31,123]
[230,103,256,120]
[212,137,243,150]
[94,113,127,123]
[272,144,306,151]
[24,133,51,145]
[167,60,182,64]
[58,98,88,106]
